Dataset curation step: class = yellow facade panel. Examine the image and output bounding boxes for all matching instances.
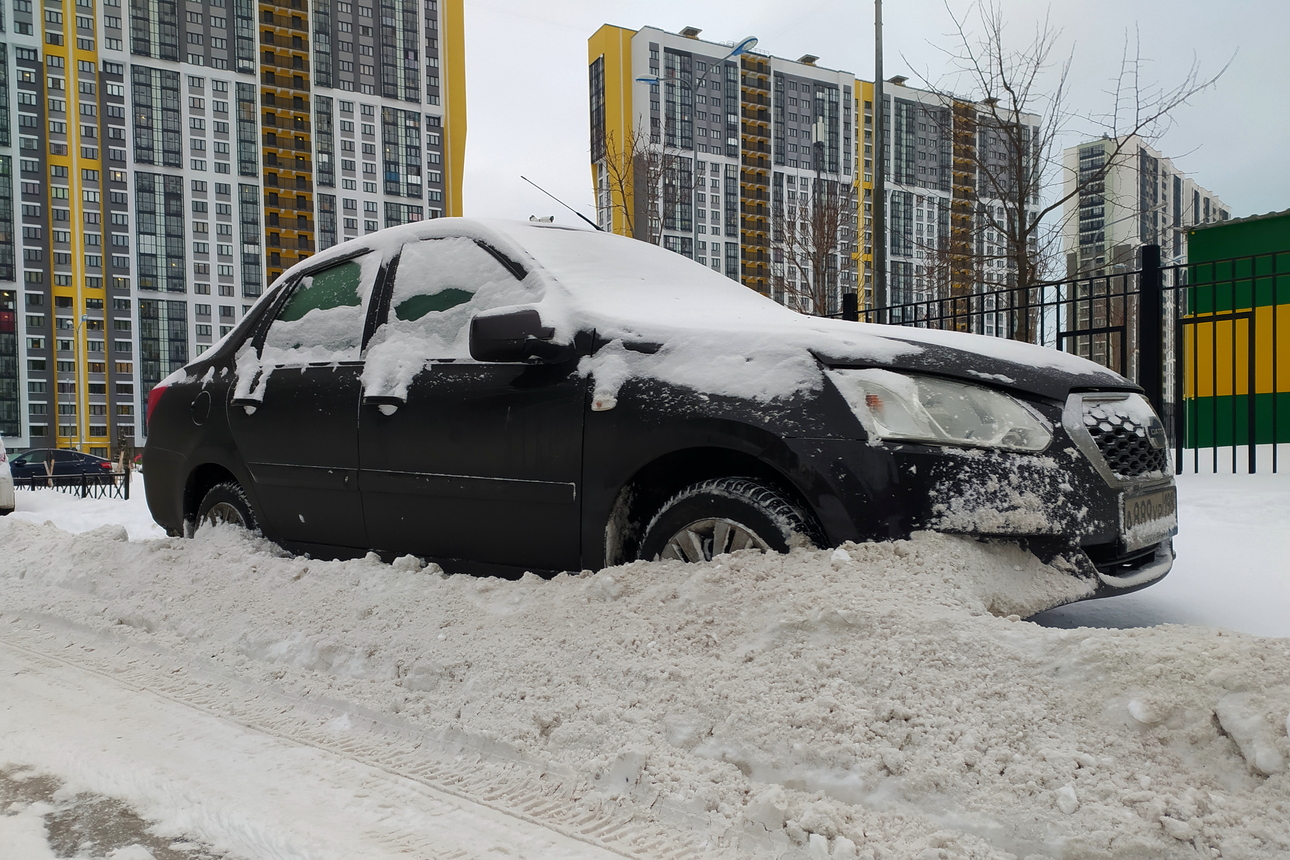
[442,0,467,217]
[588,24,636,237]
[1185,304,1290,398]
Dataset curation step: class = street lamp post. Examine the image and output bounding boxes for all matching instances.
[873,0,887,321]
[55,313,91,452]
[628,36,758,249]
[633,35,759,91]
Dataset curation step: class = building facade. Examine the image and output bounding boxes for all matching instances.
[1058,136,1228,379]
[1186,209,1290,448]
[586,26,1038,329]
[875,78,1041,335]
[588,25,860,315]
[0,0,466,456]
[1062,135,1228,274]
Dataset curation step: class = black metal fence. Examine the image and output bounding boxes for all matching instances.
[14,468,132,500]
[859,244,1289,473]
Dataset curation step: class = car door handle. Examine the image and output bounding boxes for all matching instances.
[363,394,405,416]
[231,395,262,415]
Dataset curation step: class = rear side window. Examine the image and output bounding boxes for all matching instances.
[261,255,378,363]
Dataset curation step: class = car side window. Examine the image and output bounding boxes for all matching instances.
[362,237,538,398]
[261,255,377,363]
[382,237,530,356]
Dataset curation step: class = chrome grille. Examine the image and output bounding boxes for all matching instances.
[1082,403,1169,479]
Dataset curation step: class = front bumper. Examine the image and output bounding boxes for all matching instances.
[1086,537,1174,597]
[782,423,1176,603]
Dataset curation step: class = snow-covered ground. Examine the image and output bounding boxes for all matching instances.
[1,471,1287,859]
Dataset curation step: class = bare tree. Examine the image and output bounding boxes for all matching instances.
[597,121,702,247]
[771,175,856,316]
[911,0,1227,339]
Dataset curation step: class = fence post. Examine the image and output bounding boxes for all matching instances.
[1138,244,1164,418]
[842,291,858,322]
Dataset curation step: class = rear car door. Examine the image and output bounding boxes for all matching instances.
[51,450,81,477]
[357,236,587,572]
[226,251,382,549]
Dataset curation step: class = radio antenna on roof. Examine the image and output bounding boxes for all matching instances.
[520,176,602,231]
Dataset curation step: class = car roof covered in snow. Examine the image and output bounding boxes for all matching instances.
[272,219,1133,401]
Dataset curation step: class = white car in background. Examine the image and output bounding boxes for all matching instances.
[0,439,14,515]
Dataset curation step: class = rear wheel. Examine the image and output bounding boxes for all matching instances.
[195,481,258,531]
[638,477,816,562]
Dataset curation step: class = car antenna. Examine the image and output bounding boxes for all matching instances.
[520,176,602,231]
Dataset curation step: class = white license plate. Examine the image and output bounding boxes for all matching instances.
[1121,486,1178,551]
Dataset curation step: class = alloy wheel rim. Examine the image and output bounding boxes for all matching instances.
[204,502,246,528]
[658,517,770,562]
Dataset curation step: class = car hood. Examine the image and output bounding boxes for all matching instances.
[806,321,1134,401]
[479,222,1130,403]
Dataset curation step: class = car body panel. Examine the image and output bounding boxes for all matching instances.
[228,362,367,547]
[358,359,587,571]
[8,448,115,482]
[142,219,1176,604]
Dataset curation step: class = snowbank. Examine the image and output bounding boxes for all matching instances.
[2,495,1288,858]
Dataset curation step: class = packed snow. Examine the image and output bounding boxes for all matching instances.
[1,471,1287,859]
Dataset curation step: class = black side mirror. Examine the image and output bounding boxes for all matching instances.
[469,307,559,363]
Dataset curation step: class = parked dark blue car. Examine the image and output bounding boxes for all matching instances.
[9,448,117,484]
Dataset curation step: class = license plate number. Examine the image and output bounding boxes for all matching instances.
[1121,486,1178,551]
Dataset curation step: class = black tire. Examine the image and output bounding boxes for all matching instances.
[638,477,817,562]
[195,481,258,532]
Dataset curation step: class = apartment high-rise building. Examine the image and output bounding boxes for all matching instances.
[1062,136,1228,274]
[0,0,466,457]
[588,25,860,315]
[587,26,1040,331]
[876,78,1040,335]
[1060,136,1228,382]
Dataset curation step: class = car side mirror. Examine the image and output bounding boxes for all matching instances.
[469,307,565,363]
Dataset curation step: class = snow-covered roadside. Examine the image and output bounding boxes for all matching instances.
[1032,471,1290,637]
[0,639,625,860]
[4,484,165,541]
[1,475,1289,859]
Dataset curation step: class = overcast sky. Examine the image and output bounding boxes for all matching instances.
[457,0,1287,230]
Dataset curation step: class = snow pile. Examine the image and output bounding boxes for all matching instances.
[2,508,1289,859]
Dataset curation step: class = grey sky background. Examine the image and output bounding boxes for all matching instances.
[460,0,1288,228]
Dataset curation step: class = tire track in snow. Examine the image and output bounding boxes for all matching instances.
[0,614,729,860]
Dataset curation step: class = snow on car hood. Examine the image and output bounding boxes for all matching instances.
[261,219,1133,404]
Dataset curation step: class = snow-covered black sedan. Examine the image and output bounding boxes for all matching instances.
[143,219,1176,602]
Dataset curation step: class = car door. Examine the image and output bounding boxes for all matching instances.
[226,250,383,549]
[357,236,587,572]
[7,451,35,480]
[51,450,82,477]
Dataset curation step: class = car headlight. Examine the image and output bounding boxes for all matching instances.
[826,368,1053,452]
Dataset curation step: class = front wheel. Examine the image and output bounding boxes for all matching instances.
[195,481,258,532]
[638,477,817,563]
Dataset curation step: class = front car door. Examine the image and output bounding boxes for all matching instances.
[357,236,586,573]
[226,251,382,550]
